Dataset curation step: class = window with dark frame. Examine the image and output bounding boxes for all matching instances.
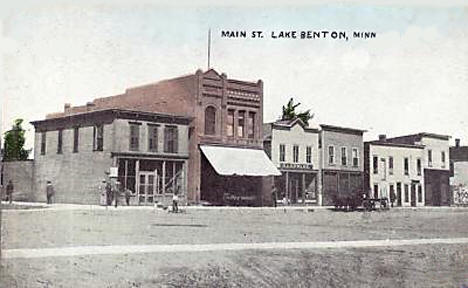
[40,131,46,155]
[389,156,394,175]
[237,111,245,138]
[148,125,158,152]
[57,129,63,154]
[247,112,255,139]
[227,109,234,137]
[306,146,312,163]
[373,156,378,174]
[352,148,359,167]
[293,145,299,163]
[204,106,216,135]
[417,158,422,176]
[164,126,178,153]
[93,124,104,151]
[441,151,446,167]
[373,184,379,199]
[428,149,433,166]
[341,147,347,166]
[73,127,79,153]
[129,124,140,151]
[404,157,409,175]
[328,146,335,164]
[279,144,285,162]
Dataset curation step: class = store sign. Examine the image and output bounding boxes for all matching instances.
[279,163,314,170]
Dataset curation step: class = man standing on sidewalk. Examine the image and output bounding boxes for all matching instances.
[46,181,55,204]
[6,180,14,204]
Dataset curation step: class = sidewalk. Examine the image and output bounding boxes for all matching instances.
[2,201,468,212]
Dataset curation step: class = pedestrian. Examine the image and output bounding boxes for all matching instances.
[124,188,132,206]
[390,189,396,208]
[172,192,179,213]
[99,179,107,206]
[282,195,288,213]
[6,180,14,204]
[106,180,112,206]
[112,180,121,208]
[271,185,277,208]
[46,181,55,204]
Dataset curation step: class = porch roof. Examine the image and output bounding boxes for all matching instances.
[200,145,281,176]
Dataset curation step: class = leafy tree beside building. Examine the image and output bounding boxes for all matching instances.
[281,98,314,125]
[3,119,30,161]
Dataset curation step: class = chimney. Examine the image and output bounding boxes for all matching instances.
[378,134,387,142]
[455,138,460,147]
[64,103,71,113]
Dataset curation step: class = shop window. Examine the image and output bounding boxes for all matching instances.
[404,184,409,202]
[164,126,178,153]
[204,106,216,135]
[93,124,104,151]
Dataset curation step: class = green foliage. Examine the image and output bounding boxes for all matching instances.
[3,119,30,161]
[281,98,314,125]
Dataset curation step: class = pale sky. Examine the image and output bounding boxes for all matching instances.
[1,1,467,155]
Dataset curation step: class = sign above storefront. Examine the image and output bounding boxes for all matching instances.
[279,163,314,170]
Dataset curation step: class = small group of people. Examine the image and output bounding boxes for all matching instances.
[100,177,133,208]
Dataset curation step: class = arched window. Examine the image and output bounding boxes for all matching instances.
[205,106,216,135]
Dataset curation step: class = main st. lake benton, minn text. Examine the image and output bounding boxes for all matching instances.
[220,30,377,40]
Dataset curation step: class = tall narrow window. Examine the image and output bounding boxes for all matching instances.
[148,125,158,152]
[373,156,378,174]
[164,126,178,153]
[352,148,359,167]
[306,146,312,163]
[328,146,335,164]
[93,124,104,151]
[404,157,409,175]
[279,144,285,162]
[237,111,245,138]
[227,109,234,137]
[404,184,409,202]
[428,149,433,167]
[57,129,63,154]
[441,151,446,168]
[40,132,46,155]
[373,184,379,199]
[73,127,79,153]
[293,145,299,163]
[204,106,216,135]
[341,147,347,166]
[129,124,140,151]
[389,156,394,175]
[417,158,422,176]
[418,185,423,203]
[247,112,255,139]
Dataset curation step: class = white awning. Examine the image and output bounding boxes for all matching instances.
[200,145,281,176]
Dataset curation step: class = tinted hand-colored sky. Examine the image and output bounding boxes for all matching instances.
[1,2,467,152]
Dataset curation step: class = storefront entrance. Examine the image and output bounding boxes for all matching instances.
[138,172,157,205]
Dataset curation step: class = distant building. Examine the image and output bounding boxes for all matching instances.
[385,133,451,206]
[364,135,425,207]
[263,118,320,204]
[450,138,468,205]
[319,124,366,206]
[31,109,192,204]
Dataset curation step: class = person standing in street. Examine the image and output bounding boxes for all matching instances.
[172,192,179,213]
[112,180,121,208]
[46,181,55,204]
[124,188,132,206]
[6,180,14,204]
[271,184,277,208]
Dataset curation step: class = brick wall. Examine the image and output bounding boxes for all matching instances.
[2,161,34,201]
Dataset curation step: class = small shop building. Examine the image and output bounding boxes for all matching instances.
[31,109,192,205]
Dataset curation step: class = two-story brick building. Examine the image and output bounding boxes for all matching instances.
[385,133,451,206]
[263,118,320,204]
[39,69,279,205]
[364,135,425,207]
[31,109,192,205]
[319,124,366,206]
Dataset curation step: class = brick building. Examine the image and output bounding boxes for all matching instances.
[364,135,425,207]
[31,109,191,204]
[41,69,279,205]
[263,118,320,204]
[319,124,366,206]
[385,133,451,206]
[450,138,468,205]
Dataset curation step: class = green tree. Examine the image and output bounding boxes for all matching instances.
[3,119,30,161]
[281,98,314,125]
